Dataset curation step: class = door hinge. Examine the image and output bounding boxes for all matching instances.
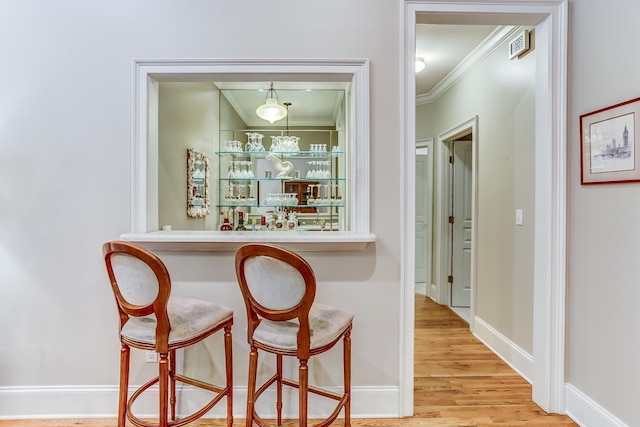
[448,215,454,224]
[448,275,453,283]
[449,155,454,164]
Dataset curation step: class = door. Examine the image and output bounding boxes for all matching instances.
[415,142,434,287]
[451,140,472,307]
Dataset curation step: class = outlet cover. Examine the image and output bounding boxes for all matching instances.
[145,350,158,363]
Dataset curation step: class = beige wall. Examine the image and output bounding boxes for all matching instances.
[0,0,402,418]
[2,0,639,424]
[568,0,640,425]
[158,82,220,231]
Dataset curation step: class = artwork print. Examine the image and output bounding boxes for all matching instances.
[580,97,640,184]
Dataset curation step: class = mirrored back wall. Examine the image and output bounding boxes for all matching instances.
[157,81,348,231]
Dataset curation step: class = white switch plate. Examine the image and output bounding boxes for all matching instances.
[515,209,523,226]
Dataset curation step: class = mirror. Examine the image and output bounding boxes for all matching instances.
[186,148,210,218]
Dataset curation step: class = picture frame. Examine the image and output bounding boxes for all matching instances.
[187,148,210,217]
[580,97,640,185]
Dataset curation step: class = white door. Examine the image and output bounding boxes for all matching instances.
[415,142,433,287]
[451,140,472,307]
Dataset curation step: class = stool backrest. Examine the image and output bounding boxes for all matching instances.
[102,241,171,352]
[235,243,316,358]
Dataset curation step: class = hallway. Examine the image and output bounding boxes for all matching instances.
[412,294,576,425]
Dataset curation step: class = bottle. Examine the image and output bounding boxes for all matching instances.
[235,210,247,231]
[220,211,233,231]
[261,215,267,231]
[251,218,257,231]
[287,212,297,231]
[275,211,286,230]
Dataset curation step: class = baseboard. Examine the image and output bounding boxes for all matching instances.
[0,385,400,420]
[428,283,437,300]
[564,384,629,427]
[472,315,533,383]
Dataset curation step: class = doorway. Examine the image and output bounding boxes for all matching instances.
[415,138,434,298]
[403,1,568,417]
[433,118,478,326]
[448,137,473,321]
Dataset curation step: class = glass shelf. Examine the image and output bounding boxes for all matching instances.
[219,177,346,182]
[216,151,343,158]
[217,203,346,209]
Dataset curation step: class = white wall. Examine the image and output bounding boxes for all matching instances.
[566,0,640,425]
[0,0,401,418]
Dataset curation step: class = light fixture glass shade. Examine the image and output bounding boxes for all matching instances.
[256,98,287,124]
[415,57,426,73]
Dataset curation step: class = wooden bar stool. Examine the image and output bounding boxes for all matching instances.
[235,243,353,427]
[102,241,233,427]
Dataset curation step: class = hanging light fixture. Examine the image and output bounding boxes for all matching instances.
[415,57,426,73]
[256,82,288,124]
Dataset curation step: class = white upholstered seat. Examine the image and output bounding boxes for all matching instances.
[103,241,233,427]
[253,303,353,351]
[235,243,353,427]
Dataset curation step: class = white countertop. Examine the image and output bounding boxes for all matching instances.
[120,230,377,252]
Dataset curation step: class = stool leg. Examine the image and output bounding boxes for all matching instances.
[224,323,233,427]
[118,344,130,427]
[299,359,308,427]
[276,354,283,426]
[344,329,352,427]
[169,349,176,421]
[246,346,258,427]
[159,352,169,427]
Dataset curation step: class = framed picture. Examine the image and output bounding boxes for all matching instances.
[580,97,640,184]
[187,148,210,217]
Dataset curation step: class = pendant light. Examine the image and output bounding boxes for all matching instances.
[256,82,288,124]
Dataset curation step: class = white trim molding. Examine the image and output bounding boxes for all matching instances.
[473,316,533,382]
[402,0,568,416]
[564,384,630,427]
[416,25,521,104]
[128,58,374,251]
[0,385,400,420]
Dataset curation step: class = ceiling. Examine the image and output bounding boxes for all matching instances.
[216,24,501,128]
[217,81,348,128]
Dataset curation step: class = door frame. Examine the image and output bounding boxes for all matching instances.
[415,138,434,296]
[401,0,568,416]
[434,119,477,318]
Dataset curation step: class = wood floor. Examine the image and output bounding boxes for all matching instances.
[0,295,576,426]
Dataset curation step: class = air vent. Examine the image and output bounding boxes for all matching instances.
[508,30,530,59]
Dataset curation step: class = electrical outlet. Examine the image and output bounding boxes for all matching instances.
[145,350,158,363]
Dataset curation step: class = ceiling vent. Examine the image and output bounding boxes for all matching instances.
[508,29,530,59]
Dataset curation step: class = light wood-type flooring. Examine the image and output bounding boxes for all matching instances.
[0,295,577,426]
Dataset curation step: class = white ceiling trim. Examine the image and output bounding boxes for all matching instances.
[416,25,520,104]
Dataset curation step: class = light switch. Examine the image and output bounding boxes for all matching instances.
[515,209,523,226]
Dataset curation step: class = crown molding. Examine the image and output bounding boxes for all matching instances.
[416,25,520,105]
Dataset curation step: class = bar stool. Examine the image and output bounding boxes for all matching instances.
[235,243,353,427]
[102,241,233,427]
